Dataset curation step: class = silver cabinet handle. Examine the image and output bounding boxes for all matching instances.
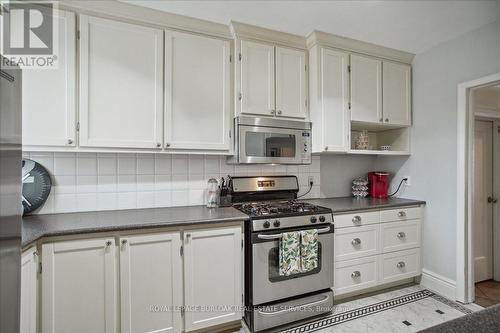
[67,139,73,145]
[156,143,161,148]
[352,216,362,224]
[398,211,406,218]
[351,238,361,246]
[121,239,127,245]
[397,232,406,239]
[277,110,282,115]
[397,261,406,269]
[105,241,112,247]
[166,143,171,147]
[257,226,331,240]
[351,271,361,278]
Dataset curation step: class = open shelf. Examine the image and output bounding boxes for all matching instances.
[350,126,411,155]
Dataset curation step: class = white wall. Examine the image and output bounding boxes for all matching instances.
[24,152,321,214]
[377,19,500,283]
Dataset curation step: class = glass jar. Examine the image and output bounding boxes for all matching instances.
[206,178,219,208]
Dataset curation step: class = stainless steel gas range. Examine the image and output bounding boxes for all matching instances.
[231,176,334,332]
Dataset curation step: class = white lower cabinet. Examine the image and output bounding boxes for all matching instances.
[21,247,38,333]
[183,226,242,331]
[334,206,423,297]
[41,238,118,333]
[38,224,242,333]
[119,233,183,333]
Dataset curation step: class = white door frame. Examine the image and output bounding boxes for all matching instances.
[456,72,500,303]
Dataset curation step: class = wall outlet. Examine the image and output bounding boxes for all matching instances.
[404,176,411,186]
[308,176,314,185]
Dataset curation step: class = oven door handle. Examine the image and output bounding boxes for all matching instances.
[257,294,330,315]
[257,226,331,240]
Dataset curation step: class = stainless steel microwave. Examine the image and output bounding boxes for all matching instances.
[227,116,312,165]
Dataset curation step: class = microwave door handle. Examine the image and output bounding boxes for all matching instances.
[256,226,331,240]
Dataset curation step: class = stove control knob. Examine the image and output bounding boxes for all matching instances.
[310,216,317,223]
[263,221,271,229]
[273,220,281,227]
[319,216,326,222]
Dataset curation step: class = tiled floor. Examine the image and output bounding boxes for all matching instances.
[234,285,483,333]
[475,280,500,308]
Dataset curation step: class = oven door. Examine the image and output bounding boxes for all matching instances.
[251,224,334,305]
[238,125,311,164]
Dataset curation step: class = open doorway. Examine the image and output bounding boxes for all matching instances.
[472,85,500,307]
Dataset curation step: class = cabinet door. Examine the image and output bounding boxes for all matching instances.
[42,238,117,333]
[275,47,307,119]
[120,233,182,333]
[240,40,275,116]
[350,55,382,123]
[22,10,76,147]
[383,62,411,126]
[79,15,163,149]
[165,31,231,150]
[183,226,242,331]
[320,48,349,151]
[21,247,38,333]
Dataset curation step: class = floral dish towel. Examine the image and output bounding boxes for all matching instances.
[279,231,301,276]
[300,229,319,272]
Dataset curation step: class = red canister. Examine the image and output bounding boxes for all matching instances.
[368,172,390,198]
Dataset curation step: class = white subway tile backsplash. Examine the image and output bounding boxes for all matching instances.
[26,152,321,214]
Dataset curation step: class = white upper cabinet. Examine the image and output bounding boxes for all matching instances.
[165,31,231,151]
[42,238,117,333]
[120,233,182,333]
[183,226,242,331]
[22,9,76,147]
[240,40,275,117]
[350,54,382,124]
[275,47,307,119]
[79,15,164,149]
[382,62,411,126]
[309,46,349,153]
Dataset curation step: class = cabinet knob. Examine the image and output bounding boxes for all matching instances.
[166,143,171,147]
[351,238,361,246]
[351,270,361,278]
[270,110,275,115]
[105,241,112,247]
[379,118,383,122]
[385,118,389,122]
[277,110,282,115]
[324,146,329,151]
[397,261,406,269]
[156,143,161,148]
[67,139,73,145]
[397,232,406,239]
[121,239,128,245]
[398,211,407,218]
[352,215,362,224]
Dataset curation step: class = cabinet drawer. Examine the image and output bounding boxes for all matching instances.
[380,206,422,223]
[380,248,421,284]
[335,224,380,261]
[381,220,421,253]
[334,256,378,296]
[334,211,380,229]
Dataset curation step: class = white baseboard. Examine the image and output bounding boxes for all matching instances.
[419,269,456,300]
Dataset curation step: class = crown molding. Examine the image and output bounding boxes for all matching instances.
[307,30,414,64]
[58,0,232,39]
[230,21,306,50]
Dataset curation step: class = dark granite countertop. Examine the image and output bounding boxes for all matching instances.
[22,205,248,247]
[305,197,426,214]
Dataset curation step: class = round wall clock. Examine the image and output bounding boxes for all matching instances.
[22,159,52,215]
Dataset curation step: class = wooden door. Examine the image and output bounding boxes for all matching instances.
[41,238,117,333]
[275,47,307,119]
[240,40,275,117]
[165,31,231,151]
[320,48,349,152]
[474,120,493,282]
[183,226,242,331]
[79,15,163,149]
[383,62,411,126]
[21,247,38,333]
[22,9,76,147]
[350,54,382,124]
[119,233,183,333]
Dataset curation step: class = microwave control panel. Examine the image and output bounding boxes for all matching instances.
[300,132,312,163]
